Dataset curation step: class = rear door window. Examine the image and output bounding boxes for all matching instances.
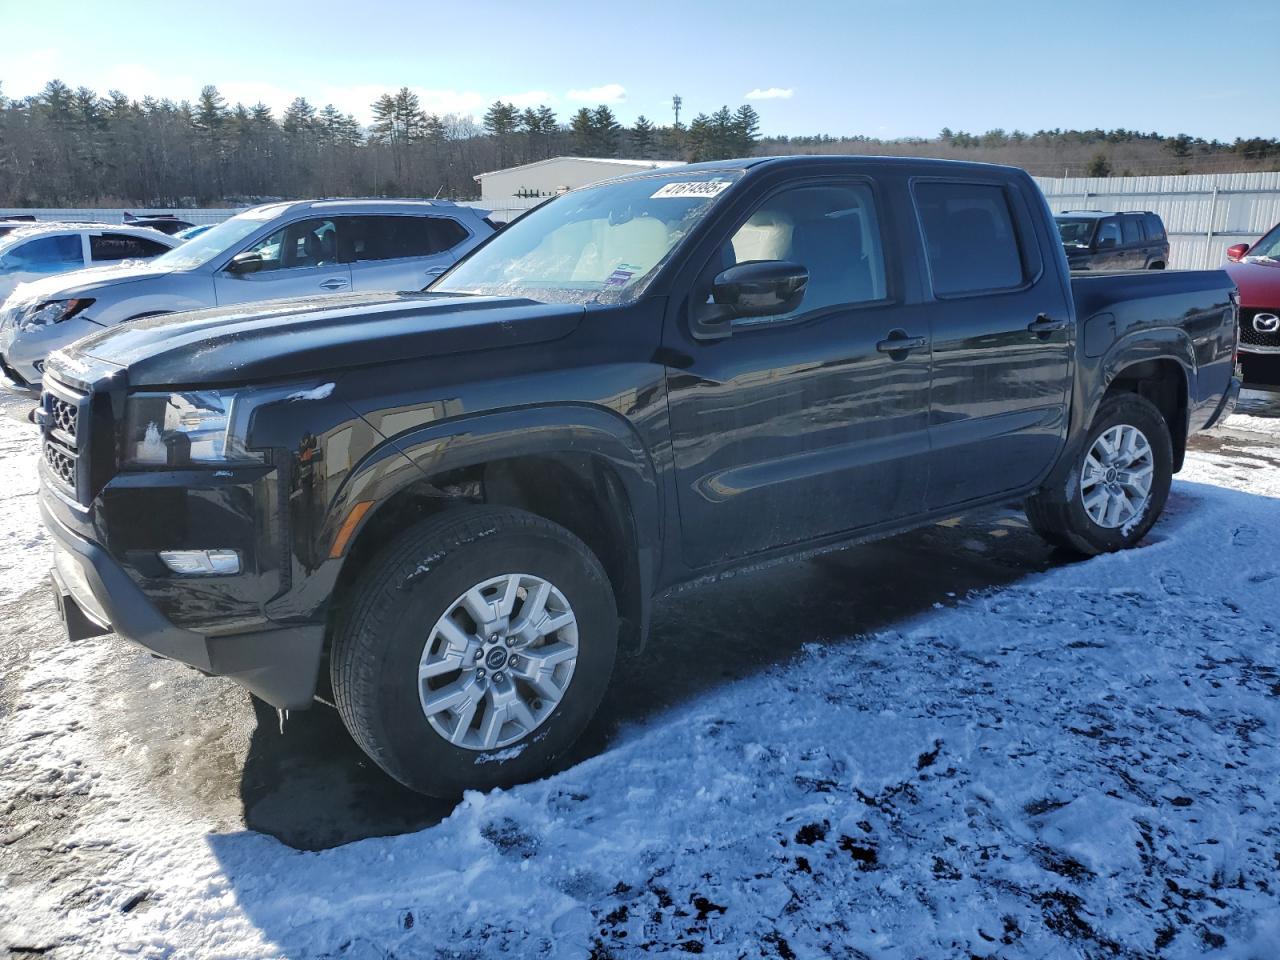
[90,233,171,261]
[914,181,1025,296]
[1120,216,1142,246]
[345,216,471,262]
[7,234,85,272]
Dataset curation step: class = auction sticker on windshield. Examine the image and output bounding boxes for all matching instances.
[651,181,733,199]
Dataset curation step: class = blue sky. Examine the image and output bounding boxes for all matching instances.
[1,0,1275,141]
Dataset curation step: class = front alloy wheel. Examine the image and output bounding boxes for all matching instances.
[331,507,617,797]
[420,573,579,751]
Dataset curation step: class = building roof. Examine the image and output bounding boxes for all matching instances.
[473,156,682,181]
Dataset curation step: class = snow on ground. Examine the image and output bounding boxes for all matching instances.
[3,404,1280,958]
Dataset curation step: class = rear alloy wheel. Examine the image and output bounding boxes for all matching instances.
[331,507,617,797]
[1025,392,1173,556]
[1078,424,1155,530]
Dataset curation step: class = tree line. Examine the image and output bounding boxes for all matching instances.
[0,81,763,206]
[0,79,1276,207]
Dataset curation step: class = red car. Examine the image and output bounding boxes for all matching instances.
[1227,226,1280,371]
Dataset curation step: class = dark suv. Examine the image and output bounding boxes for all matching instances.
[1055,210,1169,271]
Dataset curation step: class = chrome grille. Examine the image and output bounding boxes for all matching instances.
[44,441,75,486]
[1239,309,1280,351]
[50,394,77,438]
[39,379,88,499]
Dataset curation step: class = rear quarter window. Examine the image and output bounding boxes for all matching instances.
[90,233,171,261]
[913,181,1026,296]
[1143,214,1166,241]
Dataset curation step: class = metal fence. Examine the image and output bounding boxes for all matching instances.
[1034,171,1280,269]
[0,207,242,226]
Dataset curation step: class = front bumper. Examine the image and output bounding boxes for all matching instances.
[0,351,39,396]
[42,494,325,709]
[1,316,101,394]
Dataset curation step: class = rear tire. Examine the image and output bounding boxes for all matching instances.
[1024,393,1173,556]
[330,506,617,797]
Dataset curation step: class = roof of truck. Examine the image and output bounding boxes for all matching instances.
[612,154,1032,178]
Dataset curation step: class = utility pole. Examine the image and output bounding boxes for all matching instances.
[672,95,682,127]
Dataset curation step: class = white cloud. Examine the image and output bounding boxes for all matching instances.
[566,83,626,104]
[745,87,794,100]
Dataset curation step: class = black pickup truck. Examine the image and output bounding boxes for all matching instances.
[38,157,1240,797]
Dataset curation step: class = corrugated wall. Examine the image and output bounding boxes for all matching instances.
[1035,171,1280,269]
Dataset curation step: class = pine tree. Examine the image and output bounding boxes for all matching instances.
[195,85,227,134]
[732,105,760,156]
[569,107,594,155]
[592,105,621,157]
[1086,151,1112,177]
[483,101,518,138]
[283,97,317,135]
[631,115,654,158]
[686,113,711,162]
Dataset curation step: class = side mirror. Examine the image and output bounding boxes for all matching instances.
[1226,243,1250,263]
[1096,237,1118,250]
[694,260,809,339]
[226,251,264,275]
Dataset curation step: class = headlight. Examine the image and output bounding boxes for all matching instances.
[17,298,94,332]
[123,382,324,467]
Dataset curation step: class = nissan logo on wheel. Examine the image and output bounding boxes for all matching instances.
[1253,313,1280,333]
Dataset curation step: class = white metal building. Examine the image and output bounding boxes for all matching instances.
[473,156,682,222]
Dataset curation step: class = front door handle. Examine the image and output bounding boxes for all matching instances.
[320,277,349,290]
[876,331,929,356]
[1028,314,1070,335]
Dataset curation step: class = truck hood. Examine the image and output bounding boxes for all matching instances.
[6,260,175,307]
[63,292,584,388]
[1227,259,1280,309]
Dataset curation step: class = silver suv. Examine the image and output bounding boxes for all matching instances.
[0,199,493,393]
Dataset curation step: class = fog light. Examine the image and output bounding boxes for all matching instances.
[158,549,241,576]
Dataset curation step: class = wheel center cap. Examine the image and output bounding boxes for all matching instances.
[485,647,508,670]
[1104,466,1118,483]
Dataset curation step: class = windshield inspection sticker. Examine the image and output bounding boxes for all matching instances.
[651,181,732,199]
[605,267,636,286]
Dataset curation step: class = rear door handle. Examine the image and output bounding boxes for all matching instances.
[1028,314,1069,334]
[320,277,349,290]
[876,332,929,355]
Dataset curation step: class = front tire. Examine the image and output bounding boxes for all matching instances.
[1025,393,1173,556]
[330,506,617,797]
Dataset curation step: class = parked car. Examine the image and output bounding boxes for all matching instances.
[173,223,216,242]
[38,157,1239,797]
[0,199,493,394]
[1225,224,1280,372]
[1055,210,1169,271]
[122,213,196,235]
[0,214,38,239]
[0,221,177,304]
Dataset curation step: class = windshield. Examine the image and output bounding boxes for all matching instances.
[1246,224,1280,261]
[434,171,741,304]
[1055,218,1096,246]
[148,208,278,270]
